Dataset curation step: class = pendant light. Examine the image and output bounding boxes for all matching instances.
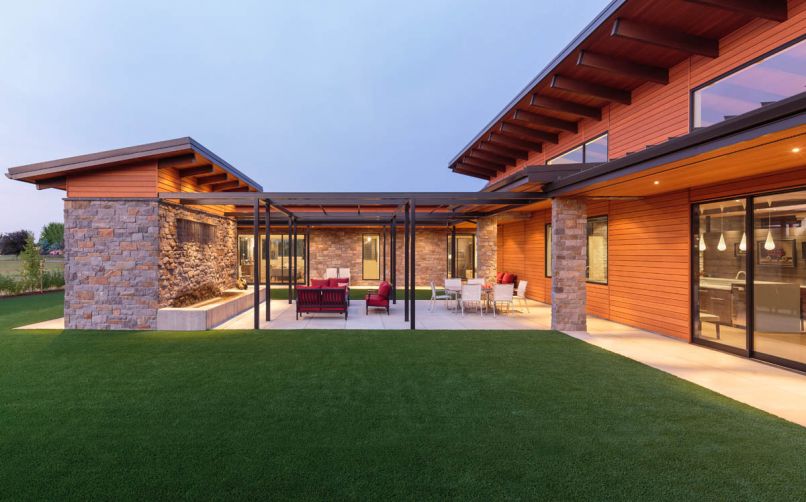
[699,233,707,252]
[739,232,747,252]
[764,200,776,251]
[717,206,727,251]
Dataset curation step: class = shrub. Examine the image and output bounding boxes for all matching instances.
[42,270,65,290]
[39,222,64,252]
[0,274,24,295]
[19,235,43,291]
[171,283,222,307]
[0,230,33,255]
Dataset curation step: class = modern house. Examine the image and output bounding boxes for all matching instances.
[5,0,806,372]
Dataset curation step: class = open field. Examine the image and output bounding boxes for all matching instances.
[0,292,804,500]
[0,255,64,277]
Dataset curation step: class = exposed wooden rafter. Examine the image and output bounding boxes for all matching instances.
[683,0,787,22]
[477,141,529,160]
[177,164,214,178]
[223,186,251,192]
[196,173,228,185]
[452,166,490,180]
[576,50,669,84]
[611,18,719,58]
[513,109,578,133]
[500,123,559,144]
[469,149,517,166]
[454,162,495,178]
[550,75,631,105]
[488,132,543,152]
[210,180,241,191]
[462,156,504,171]
[529,95,602,120]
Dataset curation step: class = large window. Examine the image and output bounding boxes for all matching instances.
[238,234,305,285]
[447,234,476,279]
[547,133,608,165]
[587,216,608,284]
[692,190,806,372]
[362,234,380,280]
[693,38,806,128]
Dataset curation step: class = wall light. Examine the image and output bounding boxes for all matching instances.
[653,180,660,185]
[793,147,801,153]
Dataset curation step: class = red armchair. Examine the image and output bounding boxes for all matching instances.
[365,281,391,315]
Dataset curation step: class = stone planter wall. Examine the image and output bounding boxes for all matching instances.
[158,203,238,307]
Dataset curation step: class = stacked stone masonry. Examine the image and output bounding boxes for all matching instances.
[476,216,498,284]
[550,198,587,332]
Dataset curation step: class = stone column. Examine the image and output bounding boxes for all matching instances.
[64,199,159,330]
[476,216,497,283]
[551,198,587,332]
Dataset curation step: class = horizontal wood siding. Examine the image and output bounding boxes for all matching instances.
[66,161,157,197]
[497,210,551,303]
[488,0,806,184]
[607,191,691,340]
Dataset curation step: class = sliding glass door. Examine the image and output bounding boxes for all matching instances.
[238,234,306,285]
[693,199,749,354]
[752,191,806,369]
[693,189,806,371]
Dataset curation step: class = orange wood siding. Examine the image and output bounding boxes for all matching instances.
[66,161,157,197]
[488,0,806,184]
[497,211,551,303]
[157,167,231,216]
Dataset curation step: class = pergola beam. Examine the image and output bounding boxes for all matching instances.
[610,18,719,58]
[683,0,787,21]
[577,50,669,84]
[529,95,602,120]
[550,75,631,105]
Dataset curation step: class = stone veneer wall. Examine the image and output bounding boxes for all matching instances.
[158,203,238,307]
[551,198,587,332]
[308,228,447,287]
[64,199,160,329]
[476,216,498,283]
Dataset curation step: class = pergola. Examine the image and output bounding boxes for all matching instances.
[159,191,548,329]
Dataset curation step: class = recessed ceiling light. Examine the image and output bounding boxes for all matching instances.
[793,147,801,153]
[653,180,660,185]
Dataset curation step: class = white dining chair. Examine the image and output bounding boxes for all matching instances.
[467,277,486,285]
[445,278,462,310]
[338,267,350,280]
[514,280,529,312]
[429,281,452,312]
[460,284,484,316]
[492,283,514,317]
[325,268,338,279]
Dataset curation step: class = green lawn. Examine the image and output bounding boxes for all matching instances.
[1,293,805,500]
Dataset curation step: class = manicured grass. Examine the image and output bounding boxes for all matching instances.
[1,293,805,500]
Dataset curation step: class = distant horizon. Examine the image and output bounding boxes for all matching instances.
[0,0,608,234]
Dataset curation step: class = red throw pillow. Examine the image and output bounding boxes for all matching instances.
[502,273,515,284]
[496,272,505,284]
[328,278,349,288]
[377,281,391,299]
[311,279,328,288]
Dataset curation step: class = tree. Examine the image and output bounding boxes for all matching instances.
[19,234,43,291]
[39,222,64,252]
[0,230,33,255]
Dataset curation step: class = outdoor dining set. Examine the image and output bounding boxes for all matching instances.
[429,273,529,317]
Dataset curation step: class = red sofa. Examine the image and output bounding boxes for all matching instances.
[365,281,391,315]
[296,287,349,319]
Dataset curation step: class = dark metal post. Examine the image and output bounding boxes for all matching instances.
[305,226,310,285]
[451,225,457,279]
[266,199,271,322]
[382,224,387,282]
[287,216,293,304]
[292,218,298,300]
[410,199,416,330]
[252,199,260,329]
[404,203,409,322]
[391,217,397,304]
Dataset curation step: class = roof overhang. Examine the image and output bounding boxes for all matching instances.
[5,137,263,191]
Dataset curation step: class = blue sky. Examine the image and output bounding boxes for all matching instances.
[0,0,607,235]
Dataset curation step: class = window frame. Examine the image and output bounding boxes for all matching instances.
[362,233,381,280]
[586,215,608,285]
[545,223,552,278]
[689,35,806,130]
[546,132,608,165]
[446,233,476,279]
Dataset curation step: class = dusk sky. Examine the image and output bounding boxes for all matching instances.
[0,0,606,236]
